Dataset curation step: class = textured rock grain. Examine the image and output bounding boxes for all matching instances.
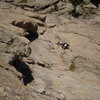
[0,1,100,100]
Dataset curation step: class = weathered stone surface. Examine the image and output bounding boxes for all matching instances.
[29,11,100,100]
[0,63,57,100]
[0,29,31,63]
[0,1,100,100]
[10,0,60,11]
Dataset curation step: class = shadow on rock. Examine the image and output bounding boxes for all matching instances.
[9,59,34,86]
[11,20,39,42]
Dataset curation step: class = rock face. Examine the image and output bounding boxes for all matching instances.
[0,1,100,100]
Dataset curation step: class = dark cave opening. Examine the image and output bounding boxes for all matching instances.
[9,59,34,86]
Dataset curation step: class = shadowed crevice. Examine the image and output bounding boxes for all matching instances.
[25,31,38,42]
[90,0,100,8]
[9,59,34,86]
[11,20,39,42]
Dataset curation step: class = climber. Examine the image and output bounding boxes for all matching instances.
[57,42,70,49]
[62,43,70,49]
